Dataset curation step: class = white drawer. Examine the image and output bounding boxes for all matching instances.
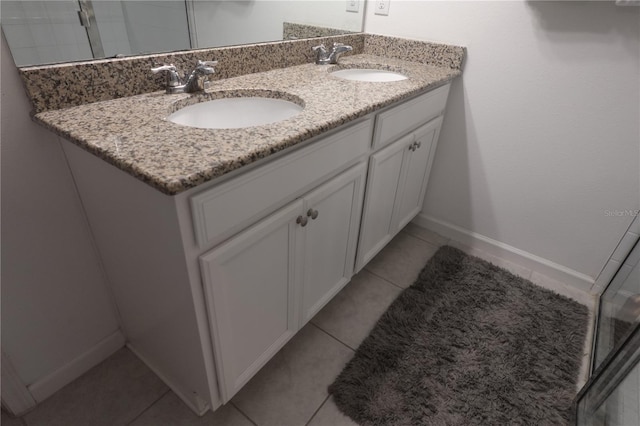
[372,84,450,150]
[191,118,373,249]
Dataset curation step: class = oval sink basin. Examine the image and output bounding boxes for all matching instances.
[167,97,303,129]
[331,68,408,82]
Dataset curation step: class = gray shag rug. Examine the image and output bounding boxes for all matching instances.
[329,246,589,425]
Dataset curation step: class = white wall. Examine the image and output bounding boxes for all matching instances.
[366,1,640,287]
[1,32,122,405]
[192,0,363,48]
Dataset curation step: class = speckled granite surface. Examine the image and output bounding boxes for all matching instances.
[363,34,466,70]
[20,34,364,113]
[19,34,466,114]
[34,54,462,195]
[283,22,355,40]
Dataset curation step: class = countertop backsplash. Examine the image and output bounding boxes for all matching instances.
[19,34,464,114]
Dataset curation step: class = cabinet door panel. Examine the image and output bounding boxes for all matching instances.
[300,163,367,324]
[393,116,443,232]
[199,200,304,402]
[355,134,413,271]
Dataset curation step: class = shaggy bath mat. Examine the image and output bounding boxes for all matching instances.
[329,246,589,425]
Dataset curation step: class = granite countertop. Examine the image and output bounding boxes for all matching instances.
[34,54,460,195]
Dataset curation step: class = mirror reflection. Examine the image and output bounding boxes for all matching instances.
[0,0,364,67]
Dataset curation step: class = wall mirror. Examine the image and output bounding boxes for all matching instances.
[0,0,365,67]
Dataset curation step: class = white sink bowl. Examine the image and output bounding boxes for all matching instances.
[167,97,303,129]
[331,68,408,82]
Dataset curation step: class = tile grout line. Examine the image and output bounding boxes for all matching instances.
[400,229,445,252]
[310,322,357,352]
[304,394,331,426]
[363,267,407,291]
[230,401,258,426]
[124,389,171,425]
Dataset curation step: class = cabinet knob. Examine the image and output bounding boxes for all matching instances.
[307,208,319,220]
[408,142,417,152]
[296,215,308,227]
[415,140,422,149]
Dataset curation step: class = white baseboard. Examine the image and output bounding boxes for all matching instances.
[28,330,125,403]
[2,351,37,416]
[414,213,595,292]
[126,343,212,416]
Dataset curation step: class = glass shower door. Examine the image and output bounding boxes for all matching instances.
[594,239,640,372]
[576,238,640,425]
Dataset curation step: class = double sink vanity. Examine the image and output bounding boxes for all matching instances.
[22,33,464,414]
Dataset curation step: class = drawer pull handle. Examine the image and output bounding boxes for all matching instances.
[307,209,319,220]
[296,215,308,227]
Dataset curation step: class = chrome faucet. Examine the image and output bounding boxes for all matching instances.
[312,43,353,65]
[151,60,218,94]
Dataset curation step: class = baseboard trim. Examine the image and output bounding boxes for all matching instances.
[126,343,211,416]
[414,213,595,292]
[1,351,37,416]
[28,330,125,403]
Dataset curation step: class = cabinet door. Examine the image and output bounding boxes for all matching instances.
[392,116,443,232]
[355,134,413,271]
[300,163,367,324]
[199,200,304,402]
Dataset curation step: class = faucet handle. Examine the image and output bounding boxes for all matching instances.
[194,60,218,77]
[312,44,327,53]
[312,44,330,65]
[197,60,218,67]
[151,63,181,92]
[151,64,177,74]
[332,42,353,52]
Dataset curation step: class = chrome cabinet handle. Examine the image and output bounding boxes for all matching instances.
[307,209,319,220]
[296,215,308,227]
[408,141,421,152]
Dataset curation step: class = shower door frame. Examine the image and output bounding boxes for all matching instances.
[77,0,105,59]
[577,233,640,425]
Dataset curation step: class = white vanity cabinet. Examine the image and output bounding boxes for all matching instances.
[56,82,451,416]
[355,88,448,271]
[391,117,444,234]
[199,163,366,401]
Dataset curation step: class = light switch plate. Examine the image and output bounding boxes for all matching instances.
[346,0,359,13]
[374,0,390,16]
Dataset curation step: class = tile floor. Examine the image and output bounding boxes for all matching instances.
[3,224,596,426]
